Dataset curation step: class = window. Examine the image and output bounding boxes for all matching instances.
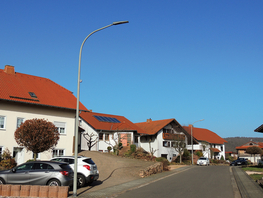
[171,142,176,147]
[105,134,109,141]
[163,141,170,147]
[0,116,6,129]
[221,146,223,151]
[32,163,53,170]
[17,118,24,128]
[32,153,40,159]
[52,149,65,157]
[0,147,3,157]
[163,129,172,133]
[54,122,66,134]
[17,163,34,171]
[29,92,37,98]
[99,133,103,140]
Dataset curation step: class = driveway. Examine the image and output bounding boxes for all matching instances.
[69,151,157,196]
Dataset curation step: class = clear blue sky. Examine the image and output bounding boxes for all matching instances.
[1,1,263,138]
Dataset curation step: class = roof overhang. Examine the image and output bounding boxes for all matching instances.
[254,124,263,133]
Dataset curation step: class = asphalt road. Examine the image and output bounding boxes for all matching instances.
[116,165,235,198]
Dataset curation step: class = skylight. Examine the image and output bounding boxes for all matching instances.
[28,92,37,98]
[94,115,121,123]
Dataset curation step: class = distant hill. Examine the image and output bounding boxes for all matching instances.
[224,137,263,152]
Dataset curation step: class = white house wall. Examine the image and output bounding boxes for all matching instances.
[0,102,76,164]
[80,119,134,152]
[140,126,187,162]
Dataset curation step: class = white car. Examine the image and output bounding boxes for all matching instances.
[51,156,99,187]
[197,157,210,166]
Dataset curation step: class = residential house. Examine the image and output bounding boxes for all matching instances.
[135,118,193,162]
[225,151,238,159]
[236,141,263,164]
[0,65,88,164]
[79,111,145,152]
[183,125,227,160]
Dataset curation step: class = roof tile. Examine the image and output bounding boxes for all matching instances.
[183,126,227,144]
[0,66,87,111]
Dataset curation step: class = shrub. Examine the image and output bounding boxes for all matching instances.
[156,157,169,171]
[183,149,190,157]
[0,159,17,169]
[130,144,136,153]
[0,148,17,169]
[107,146,112,153]
[220,155,225,160]
[195,151,203,157]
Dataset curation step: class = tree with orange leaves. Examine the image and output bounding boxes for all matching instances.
[14,118,60,161]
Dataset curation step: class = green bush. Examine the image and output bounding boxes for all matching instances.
[183,149,190,157]
[195,151,203,157]
[220,155,225,160]
[107,146,112,153]
[130,144,136,153]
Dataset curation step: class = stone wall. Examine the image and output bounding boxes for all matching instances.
[139,162,163,178]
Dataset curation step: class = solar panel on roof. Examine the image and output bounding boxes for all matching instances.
[94,115,121,123]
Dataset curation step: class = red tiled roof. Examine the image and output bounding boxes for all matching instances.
[236,141,263,150]
[183,126,227,144]
[135,119,175,135]
[0,65,87,111]
[80,111,146,134]
[210,148,221,153]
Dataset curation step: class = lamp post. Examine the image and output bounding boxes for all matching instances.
[191,119,204,165]
[73,21,129,197]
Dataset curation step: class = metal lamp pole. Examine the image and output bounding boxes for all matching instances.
[191,119,204,165]
[73,21,129,197]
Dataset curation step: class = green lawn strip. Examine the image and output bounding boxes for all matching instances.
[242,167,263,172]
[249,174,263,181]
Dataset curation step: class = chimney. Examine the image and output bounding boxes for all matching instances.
[4,65,15,75]
[147,118,152,123]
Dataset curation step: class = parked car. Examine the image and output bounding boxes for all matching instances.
[0,161,73,186]
[197,157,210,166]
[230,158,248,166]
[51,156,99,188]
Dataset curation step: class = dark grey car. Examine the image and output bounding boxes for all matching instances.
[0,161,73,186]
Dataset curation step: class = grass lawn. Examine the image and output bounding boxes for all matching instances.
[242,166,263,182]
[242,166,263,172]
[249,174,263,181]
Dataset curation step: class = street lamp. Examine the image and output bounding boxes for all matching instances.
[73,21,129,197]
[191,119,204,165]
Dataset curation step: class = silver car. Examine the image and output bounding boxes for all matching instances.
[0,161,73,186]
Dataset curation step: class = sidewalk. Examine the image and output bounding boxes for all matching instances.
[232,166,263,198]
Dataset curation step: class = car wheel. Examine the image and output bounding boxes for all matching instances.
[47,179,61,186]
[0,178,5,184]
[77,174,86,188]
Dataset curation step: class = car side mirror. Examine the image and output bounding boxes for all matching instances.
[12,168,16,173]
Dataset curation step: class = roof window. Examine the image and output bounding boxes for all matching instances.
[29,92,37,98]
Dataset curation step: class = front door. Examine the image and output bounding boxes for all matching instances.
[13,147,24,165]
